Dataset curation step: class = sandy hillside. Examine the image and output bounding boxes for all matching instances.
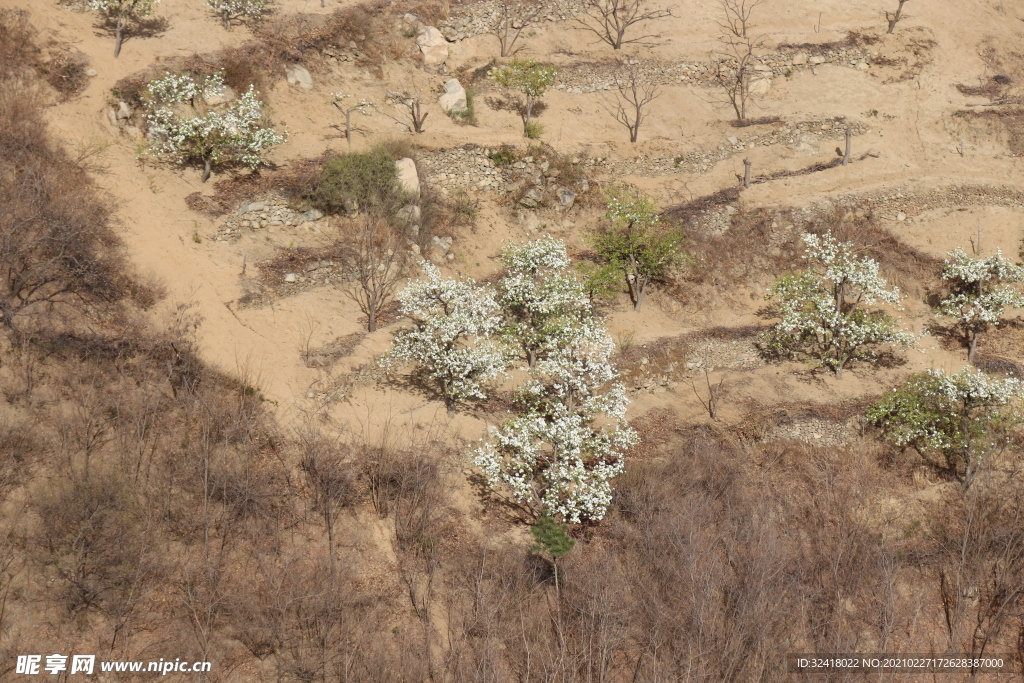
[6,0,1024,444]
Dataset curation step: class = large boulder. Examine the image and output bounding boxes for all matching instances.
[416,26,449,72]
[286,64,313,89]
[438,78,467,113]
[395,158,420,197]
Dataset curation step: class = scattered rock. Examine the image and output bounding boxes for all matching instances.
[430,235,453,255]
[396,204,422,224]
[116,101,132,120]
[727,136,739,145]
[809,55,826,64]
[284,273,298,283]
[303,208,324,222]
[86,68,98,77]
[556,188,575,210]
[416,26,449,72]
[896,211,907,221]
[793,132,820,155]
[204,85,237,106]
[792,53,808,65]
[285,64,313,89]
[395,158,420,197]
[438,78,467,113]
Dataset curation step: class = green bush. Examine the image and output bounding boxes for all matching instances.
[488,146,517,166]
[524,121,545,139]
[308,146,406,216]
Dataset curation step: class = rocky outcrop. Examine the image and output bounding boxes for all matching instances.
[438,79,467,113]
[416,26,448,72]
[285,64,313,89]
[395,158,421,197]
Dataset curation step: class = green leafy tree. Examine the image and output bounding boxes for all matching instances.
[935,248,1024,363]
[590,185,685,311]
[488,59,557,136]
[760,232,916,378]
[868,367,1023,488]
[88,0,159,58]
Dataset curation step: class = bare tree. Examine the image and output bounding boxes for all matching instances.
[575,0,673,50]
[714,0,766,123]
[0,83,130,332]
[335,216,410,333]
[297,428,355,577]
[493,0,542,57]
[688,369,725,419]
[606,66,661,142]
[886,0,909,33]
[384,89,429,133]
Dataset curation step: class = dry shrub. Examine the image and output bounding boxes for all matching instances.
[0,76,138,333]
[40,49,89,100]
[0,9,39,79]
[671,193,940,298]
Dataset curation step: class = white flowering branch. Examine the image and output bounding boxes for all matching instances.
[936,248,1024,362]
[760,232,916,378]
[868,367,1023,488]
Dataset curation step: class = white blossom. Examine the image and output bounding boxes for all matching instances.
[207,0,268,21]
[384,262,509,411]
[761,232,916,377]
[868,367,1023,486]
[936,248,1024,359]
[146,84,286,174]
[497,237,590,365]
[472,286,635,523]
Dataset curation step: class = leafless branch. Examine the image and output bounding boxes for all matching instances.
[605,65,661,143]
[574,0,673,50]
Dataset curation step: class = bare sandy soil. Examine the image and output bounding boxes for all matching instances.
[6,0,1024,456]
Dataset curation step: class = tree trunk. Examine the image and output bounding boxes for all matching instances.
[367,302,377,332]
[201,157,212,183]
[527,348,537,368]
[524,97,533,134]
[222,8,229,29]
[114,14,125,58]
[633,280,646,310]
[834,364,843,379]
[968,330,979,363]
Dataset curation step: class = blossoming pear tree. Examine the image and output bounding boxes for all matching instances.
[206,0,268,29]
[497,237,590,367]
[385,262,509,416]
[145,71,226,111]
[473,316,637,524]
[935,248,1024,362]
[867,367,1023,488]
[145,80,285,183]
[760,232,916,378]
